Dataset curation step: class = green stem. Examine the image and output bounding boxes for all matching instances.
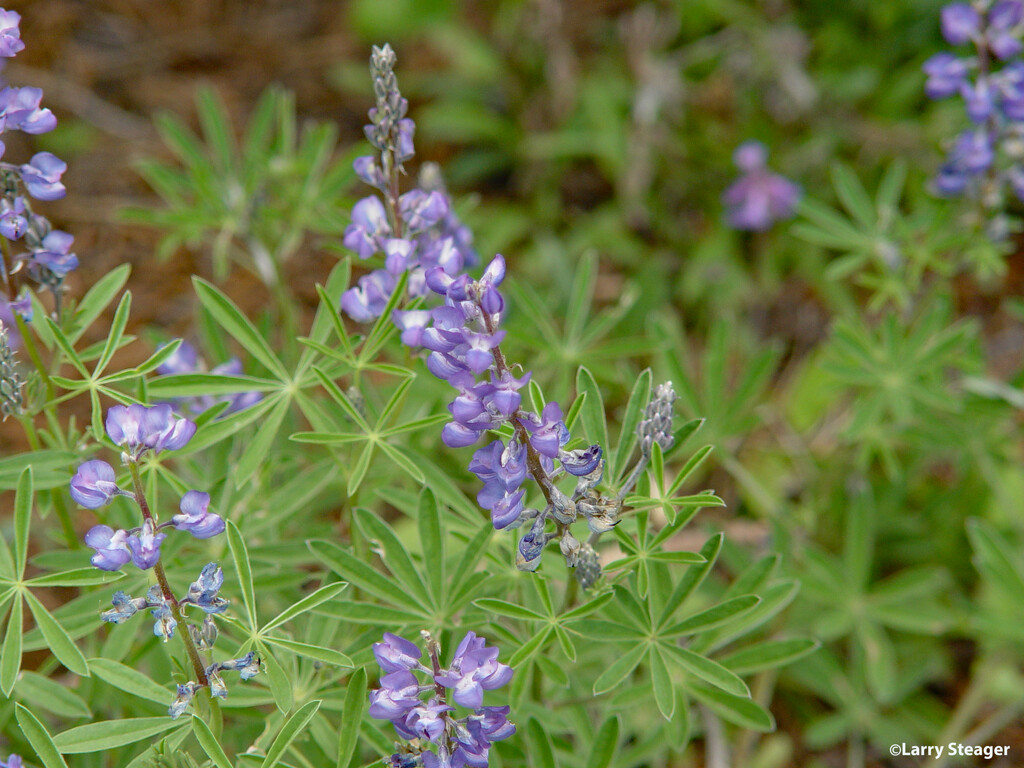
[127,459,209,687]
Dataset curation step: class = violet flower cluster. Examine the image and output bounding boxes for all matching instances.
[70,403,257,716]
[340,44,477,322]
[155,340,262,417]
[923,1,1024,227]
[0,7,77,325]
[341,44,607,573]
[70,405,222,570]
[370,632,514,768]
[722,140,801,231]
[0,754,22,768]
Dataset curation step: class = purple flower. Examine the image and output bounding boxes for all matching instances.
[353,155,386,189]
[70,460,120,509]
[25,230,78,276]
[344,196,390,259]
[989,1,1024,59]
[100,590,146,623]
[0,196,26,239]
[490,489,525,529]
[942,3,981,45]
[168,682,197,719]
[516,527,547,571]
[369,669,422,721]
[219,650,261,679]
[0,9,24,58]
[340,268,395,322]
[392,309,432,347]
[373,632,424,673]
[559,444,603,476]
[723,141,801,231]
[20,152,67,200]
[469,706,516,743]
[405,701,453,742]
[185,563,229,614]
[0,86,56,134]
[923,53,970,99]
[435,632,513,710]
[105,403,196,456]
[399,190,448,234]
[961,77,996,122]
[85,524,131,570]
[395,118,416,163]
[523,402,570,459]
[127,519,165,570]
[151,602,176,641]
[172,490,225,539]
[0,755,24,768]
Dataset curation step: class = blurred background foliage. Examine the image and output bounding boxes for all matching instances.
[5,0,1024,765]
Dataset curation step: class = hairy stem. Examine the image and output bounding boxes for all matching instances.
[127,459,209,687]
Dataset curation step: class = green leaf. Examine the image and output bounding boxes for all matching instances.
[337,667,367,768]
[569,620,645,641]
[146,373,278,398]
[263,582,348,633]
[509,626,553,667]
[27,568,124,588]
[650,645,675,720]
[94,291,132,376]
[88,658,171,705]
[235,394,291,487]
[576,366,609,460]
[193,277,287,379]
[354,508,428,601]
[23,591,89,677]
[192,716,233,768]
[560,590,614,621]
[830,163,875,229]
[418,491,445,606]
[660,644,749,698]
[315,600,422,625]
[53,717,184,753]
[262,699,321,768]
[71,265,131,342]
[585,715,619,768]
[16,704,70,768]
[658,533,722,629]
[378,441,426,484]
[263,636,353,668]
[664,595,760,637]
[526,717,558,768]
[228,520,258,628]
[2,597,23,696]
[720,638,820,675]
[592,642,647,695]
[258,639,295,713]
[967,519,1024,607]
[45,317,88,377]
[308,540,425,614]
[474,599,544,621]
[613,369,651,479]
[0,451,77,491]
[16,671,91,718]
[14,466,32,579]
[690,683,775,732]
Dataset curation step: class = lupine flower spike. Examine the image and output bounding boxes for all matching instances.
[0,7,78,322]
[370,631,515,767]
[70,404,253,718]
[923,0,1024,237]
[342,45,605,572]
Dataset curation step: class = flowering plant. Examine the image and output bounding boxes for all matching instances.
[2,3,1021,768]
